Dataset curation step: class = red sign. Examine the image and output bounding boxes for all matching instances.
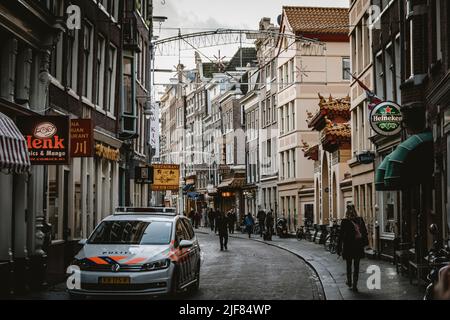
[70,119,94,157]
[17,115,70,164]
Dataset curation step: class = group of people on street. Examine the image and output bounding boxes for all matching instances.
[243,207,274,240]
[188,209,202,229]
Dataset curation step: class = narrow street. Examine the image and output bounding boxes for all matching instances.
[188,232,323,300]
[15,231,323,300]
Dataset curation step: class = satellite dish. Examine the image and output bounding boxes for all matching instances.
[277,14,282,26]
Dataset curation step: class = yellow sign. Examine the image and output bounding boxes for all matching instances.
[151,164,180,191]
[95,143,120,161]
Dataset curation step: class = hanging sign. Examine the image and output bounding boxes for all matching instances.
[70,119,94,157]
[369,101,403,136]
[151,164,180,191]
[135,166,154,184]
[17,115,70,164]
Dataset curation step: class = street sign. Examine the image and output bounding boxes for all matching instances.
[18,115,70,164]
[151,164,180,191]
[369,101,403,136]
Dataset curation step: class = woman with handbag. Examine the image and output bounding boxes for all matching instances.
[337,204,369,292]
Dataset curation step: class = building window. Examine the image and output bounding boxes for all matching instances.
[95,35,105,106]
[342,57,351,80]
[83,22,93,100]
[375,51,385,99]
[123,56,134,114]
[105,44,117,113]
[385,43,394,101]
[66,30,78,91]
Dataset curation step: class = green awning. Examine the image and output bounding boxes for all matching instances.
[375,154,391,191]
[376,132,433,191]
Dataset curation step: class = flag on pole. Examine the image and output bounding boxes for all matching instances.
[346,70,383,110]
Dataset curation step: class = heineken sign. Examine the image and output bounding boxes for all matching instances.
[369,102,403,136]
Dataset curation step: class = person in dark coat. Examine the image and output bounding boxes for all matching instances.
[256,207,266,237]
[227,209,236,234]
[265,210,274,240]
[214,209,220,234]
[208,208,215,231]
[244,212,255,238]
[337,204,369,292]
[194,211,201,229]
[216,211,229,251]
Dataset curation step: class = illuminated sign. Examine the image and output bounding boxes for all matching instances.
[369,102,403,136]
[151,164,180,191]
[70,119,94,157]
[18,115,69,164]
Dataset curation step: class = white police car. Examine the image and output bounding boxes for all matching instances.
[68,207,201,298]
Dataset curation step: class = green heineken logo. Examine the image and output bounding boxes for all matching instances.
[369,102,403,136]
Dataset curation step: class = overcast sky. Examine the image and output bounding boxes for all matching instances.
[152,0,349,97]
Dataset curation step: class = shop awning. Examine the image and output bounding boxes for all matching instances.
[217,177,246,189]
[187,192,201,200]
[0,112,30,174]
[375,132,433,191]
[375,154,391,191]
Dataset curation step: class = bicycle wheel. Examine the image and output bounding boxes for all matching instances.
[324,235,330,251]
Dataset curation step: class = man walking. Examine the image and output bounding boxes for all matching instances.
[216,211,229,251]
[265,210,274,240]
[244,212,255,239]
[208,208,215,231]
[227,209,236,234]
[214,208,220,234]
[257,206,266,237]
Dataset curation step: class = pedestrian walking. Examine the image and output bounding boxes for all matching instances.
[189,209,195,226]
[208,208,215,231]
[227,209,236,234]
[244,212,255,239]
[194,211,201,229]
[214,208,220,234]
[257,206,266,237]
[337,204,369,292]
[265,210,274,240]
[216,211,229,251]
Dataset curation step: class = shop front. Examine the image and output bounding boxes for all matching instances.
[0,110,32,295]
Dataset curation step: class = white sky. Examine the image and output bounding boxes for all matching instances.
[152,0,349,97]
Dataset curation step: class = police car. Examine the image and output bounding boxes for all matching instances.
[68,207,201,298]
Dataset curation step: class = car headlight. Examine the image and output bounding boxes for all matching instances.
[141,259,171,271]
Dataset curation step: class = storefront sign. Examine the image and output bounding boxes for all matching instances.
[369,102,403,136]
[95,143,120,161]
[151,164,180,191]
[135,166,153,184]
[357,151,375,164]
[70,119,94,157]
[17,115,70,164]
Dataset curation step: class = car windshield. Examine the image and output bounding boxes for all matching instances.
[88,220,172,245]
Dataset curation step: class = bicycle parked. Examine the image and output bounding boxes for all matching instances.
[324,219,340,254]
[296,219,313,241]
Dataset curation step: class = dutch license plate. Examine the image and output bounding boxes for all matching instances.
[99,277,130,285]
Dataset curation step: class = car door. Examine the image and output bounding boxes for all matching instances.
[181,218,198,282]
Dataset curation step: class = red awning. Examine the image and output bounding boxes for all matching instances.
[0,112,31,174]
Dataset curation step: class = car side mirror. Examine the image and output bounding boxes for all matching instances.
[78,239,87,246]
[179,240,193,248]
